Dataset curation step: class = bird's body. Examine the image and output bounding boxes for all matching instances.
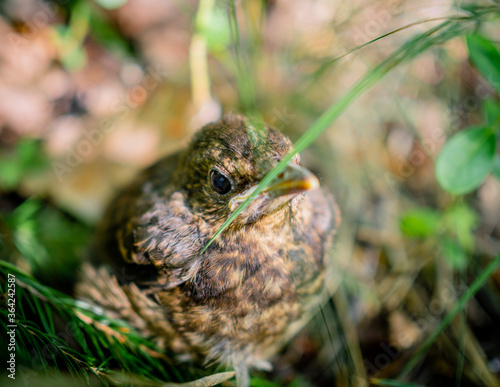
[77,115,339,386]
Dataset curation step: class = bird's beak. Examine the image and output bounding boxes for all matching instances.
[229,163,320,212]
[264,162,319,198]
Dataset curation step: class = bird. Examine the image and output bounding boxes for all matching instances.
[76,114,340,386]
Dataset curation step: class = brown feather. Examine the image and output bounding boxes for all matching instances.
[76,114,340,386]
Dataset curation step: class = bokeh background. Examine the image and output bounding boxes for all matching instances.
[0,0,499,386]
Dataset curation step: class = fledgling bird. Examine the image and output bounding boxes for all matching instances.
[77,114,340,386]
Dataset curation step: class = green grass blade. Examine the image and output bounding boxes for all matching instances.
[0,261,195,383]
[455,310,466,387]
[309,15,467,85]
[398,253,500,379]
[228,0,256,113]
[372,380,427,387]
[201,12,496,254]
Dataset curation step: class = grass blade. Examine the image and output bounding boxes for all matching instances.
[201,10,496,253]
[228,0,256,113]
[372,380,427,387]
[398,253,500,379]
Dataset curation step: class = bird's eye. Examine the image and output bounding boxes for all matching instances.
[210,169,232,195]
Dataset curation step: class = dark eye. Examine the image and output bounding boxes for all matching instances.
[210,169,232,195]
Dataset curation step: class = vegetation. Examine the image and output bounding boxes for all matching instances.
[0,0,499,386]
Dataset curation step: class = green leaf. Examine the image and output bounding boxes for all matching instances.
[0,138,49,190]
[440,237,468,270]
[483,98,500,130]
[203,6,232,53]
[61,41,87,72]
[51,26,87,72]
[443,203,478,251]
[0,160,22,190]
[94,0,128,10]
[467,34,500,95]
[88,9,132,55]
[400,208,441,237]
[493,155,500,180]
[435,126,496,195]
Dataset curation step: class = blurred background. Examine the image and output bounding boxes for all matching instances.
[0,0,499,386]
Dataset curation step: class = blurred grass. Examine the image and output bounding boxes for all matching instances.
[0,196,91,290]
[0,260,205,385]
[1,0,500,386]
[398,253,500,381]
[202,5,498,253]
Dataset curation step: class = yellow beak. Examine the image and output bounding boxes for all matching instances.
[229,163,320,212]
[264,162,319,198]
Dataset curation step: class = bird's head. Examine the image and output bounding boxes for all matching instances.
[175,115,319,226]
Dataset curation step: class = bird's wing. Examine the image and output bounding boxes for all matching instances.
[92,153,203,287]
